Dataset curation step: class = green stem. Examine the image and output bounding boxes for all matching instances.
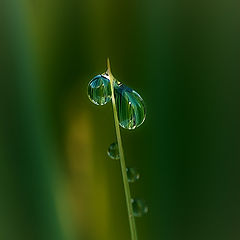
[107,58,138,240]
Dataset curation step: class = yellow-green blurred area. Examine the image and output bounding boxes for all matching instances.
[1,0,240,240]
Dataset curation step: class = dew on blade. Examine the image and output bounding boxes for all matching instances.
[114,81,146,130]
[107,142,120,160]
[131,199,148,217]
[87,74,111,105]
[126,167,140,183]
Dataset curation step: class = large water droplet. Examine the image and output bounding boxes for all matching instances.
[87,74,111,105]
[107,142,120,160]
[114,82,146,130]
[126,167,140,183]
[131,199,148,217]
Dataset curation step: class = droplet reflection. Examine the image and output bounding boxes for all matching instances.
[131,198,148,217]
[114,82,146,130]
[107,142,120,160]
[87,74,111,105]
[127,167,140,183]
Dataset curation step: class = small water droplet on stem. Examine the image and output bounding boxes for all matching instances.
[107,142,120,160]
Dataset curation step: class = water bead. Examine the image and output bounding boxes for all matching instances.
[87,74,111,105]
[107,142,120,160]
[131,199,148,217]
[114,82,146,130]
[126,167,140,183]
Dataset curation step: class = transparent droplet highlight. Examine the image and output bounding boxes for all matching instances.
[126,167,140,183]
[114,82,146,130]
[107,142,120,160]
[87,74,111,105]
[131,199,148,217]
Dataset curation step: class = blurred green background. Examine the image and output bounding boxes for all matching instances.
[1,0,240,240]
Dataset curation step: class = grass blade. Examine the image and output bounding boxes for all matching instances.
[107,58,138,240]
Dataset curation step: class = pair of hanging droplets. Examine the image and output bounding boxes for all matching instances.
[87,73,146,130]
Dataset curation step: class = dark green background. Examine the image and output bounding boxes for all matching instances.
[1,0,240,240]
